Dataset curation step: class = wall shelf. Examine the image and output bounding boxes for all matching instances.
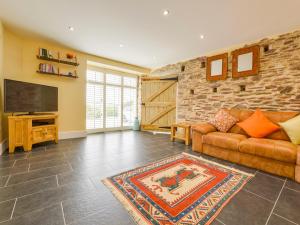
[37,70,78,79]
[36,55,79,66]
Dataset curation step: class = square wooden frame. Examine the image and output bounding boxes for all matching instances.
[232,45,260,78]
[206,53,228,81]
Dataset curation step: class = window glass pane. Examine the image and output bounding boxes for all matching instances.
[106,85,121,128]
[123,88,137,126]
[87,70,104,83]
[86,83,104,129]
[123,77,137,87]
[94,85,104,128]
[106,74,121,85]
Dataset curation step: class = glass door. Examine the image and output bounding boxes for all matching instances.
[86,70,138,132]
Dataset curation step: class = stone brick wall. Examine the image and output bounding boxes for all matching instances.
[150,30,300,123]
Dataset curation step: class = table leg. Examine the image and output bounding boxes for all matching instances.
[185,127,191,145]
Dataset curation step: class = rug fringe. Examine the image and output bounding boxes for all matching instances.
[102,179,148,225]
[182,152,255,177]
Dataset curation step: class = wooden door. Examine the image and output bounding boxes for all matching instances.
[141,77,177,131]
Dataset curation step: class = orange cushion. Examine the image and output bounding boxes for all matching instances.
[237,109,280,138]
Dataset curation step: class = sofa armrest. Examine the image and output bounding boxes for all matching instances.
[192,123,216,135]
[192,123,216,153]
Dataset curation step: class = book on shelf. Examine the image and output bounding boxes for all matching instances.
[39,48,49,58]
[39,63,56,74]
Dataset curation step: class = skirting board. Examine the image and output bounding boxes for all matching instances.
[58,130,87,140]
[0,139,8,156]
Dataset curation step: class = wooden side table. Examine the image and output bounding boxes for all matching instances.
[171,123,191,145]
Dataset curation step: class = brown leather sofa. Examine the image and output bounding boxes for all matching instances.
[192,109,300,183]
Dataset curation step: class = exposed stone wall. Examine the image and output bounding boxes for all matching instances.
[151,30,300,123]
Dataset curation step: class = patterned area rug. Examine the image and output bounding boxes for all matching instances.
[103,153,253,225]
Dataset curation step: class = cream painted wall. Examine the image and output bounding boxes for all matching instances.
[2,27,148,140]
[0,20,4,142]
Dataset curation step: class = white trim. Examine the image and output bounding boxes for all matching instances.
[151,131,171,135]
[87,127,132,134]
[0,139,8,155]
[58,130,87,140]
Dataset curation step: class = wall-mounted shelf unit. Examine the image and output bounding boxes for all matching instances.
[36,70,78,79]
[37,48,79,79]
[36,55,80,66]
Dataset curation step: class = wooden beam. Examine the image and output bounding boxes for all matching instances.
[141,125,171,131]
[141,74,178,81]
[145,81,176,103]
[143,102,175,107]
[146,105,176,124]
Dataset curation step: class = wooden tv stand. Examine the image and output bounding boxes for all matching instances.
[8,114,58,153]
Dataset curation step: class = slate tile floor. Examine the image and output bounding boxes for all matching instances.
[0,131,299,225]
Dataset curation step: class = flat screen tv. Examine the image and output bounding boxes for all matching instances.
[4,79,58,113]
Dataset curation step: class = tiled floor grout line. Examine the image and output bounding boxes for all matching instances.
[0,174,56,189]
[60,202,67,225]
[68,162,74,171]
[28,162,70,173]
[56,175,59,187]
[243,189,274,203]
[216,218,227,225]
[285,186,300,194]
[8,163,71,178]
[10,198,17,219]
[265,178,287,225]
[67,210,102,225]
[256,171,285,182]
[11,160,17,168]
[4,175,11,187]
[273,213,299,225]
[0,198,17,205]
[0,174,97,205]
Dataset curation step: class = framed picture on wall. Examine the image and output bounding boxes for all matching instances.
[232,45,260,78]
[206,53,228,81]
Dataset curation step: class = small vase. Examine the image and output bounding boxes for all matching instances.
[133,117,140,131]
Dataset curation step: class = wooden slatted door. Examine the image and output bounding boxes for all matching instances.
[141,77,177,131]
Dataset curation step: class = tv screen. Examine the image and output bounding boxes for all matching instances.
[4,79,58,113]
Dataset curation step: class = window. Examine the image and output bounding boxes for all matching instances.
[86,70,138,131]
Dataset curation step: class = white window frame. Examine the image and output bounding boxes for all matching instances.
[86,66,138,133]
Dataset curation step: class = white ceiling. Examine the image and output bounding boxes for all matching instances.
[0,0,300,69]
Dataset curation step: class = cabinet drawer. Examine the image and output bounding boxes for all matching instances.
[32,126,56,144]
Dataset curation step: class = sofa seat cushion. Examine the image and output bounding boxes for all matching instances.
[203,132,247,151]
[239,138,297,163]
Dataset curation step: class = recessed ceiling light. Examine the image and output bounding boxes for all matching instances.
[200,35,204,39]
[68,26,74,31]
[163,10,170,16]
[119,44,124,48]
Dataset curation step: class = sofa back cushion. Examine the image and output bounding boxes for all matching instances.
[225,108,299,141]
[237,109,280,138]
